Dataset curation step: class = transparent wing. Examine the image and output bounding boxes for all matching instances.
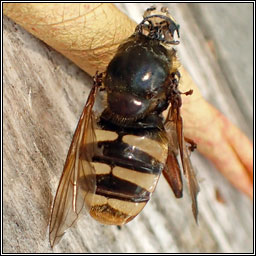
[181,134,200,222]
[163,120,183,198]
[165,107,200,222]
[49,85,99,247]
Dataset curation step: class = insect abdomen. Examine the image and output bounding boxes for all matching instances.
[89,125,168,225]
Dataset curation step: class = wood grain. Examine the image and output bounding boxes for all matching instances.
[3,3,253,253]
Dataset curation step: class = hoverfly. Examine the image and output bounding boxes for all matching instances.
[49,6,199,247]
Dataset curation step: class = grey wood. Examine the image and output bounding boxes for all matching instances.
[3,3,253,253]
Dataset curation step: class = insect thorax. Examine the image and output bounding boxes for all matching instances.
[103,33,177,125]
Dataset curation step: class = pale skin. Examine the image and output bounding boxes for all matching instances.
[3,3,253,198]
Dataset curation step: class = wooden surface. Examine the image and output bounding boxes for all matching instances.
[3,3,253,253]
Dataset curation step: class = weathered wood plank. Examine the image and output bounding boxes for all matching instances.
[3,3,253,253]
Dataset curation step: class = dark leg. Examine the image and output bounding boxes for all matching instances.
[93,71,104,88]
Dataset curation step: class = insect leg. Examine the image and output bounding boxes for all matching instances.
[185,137,197,152]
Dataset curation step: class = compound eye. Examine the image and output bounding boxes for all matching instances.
[169,23,180,38]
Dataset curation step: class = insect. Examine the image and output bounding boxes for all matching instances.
[49,6,199,247]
